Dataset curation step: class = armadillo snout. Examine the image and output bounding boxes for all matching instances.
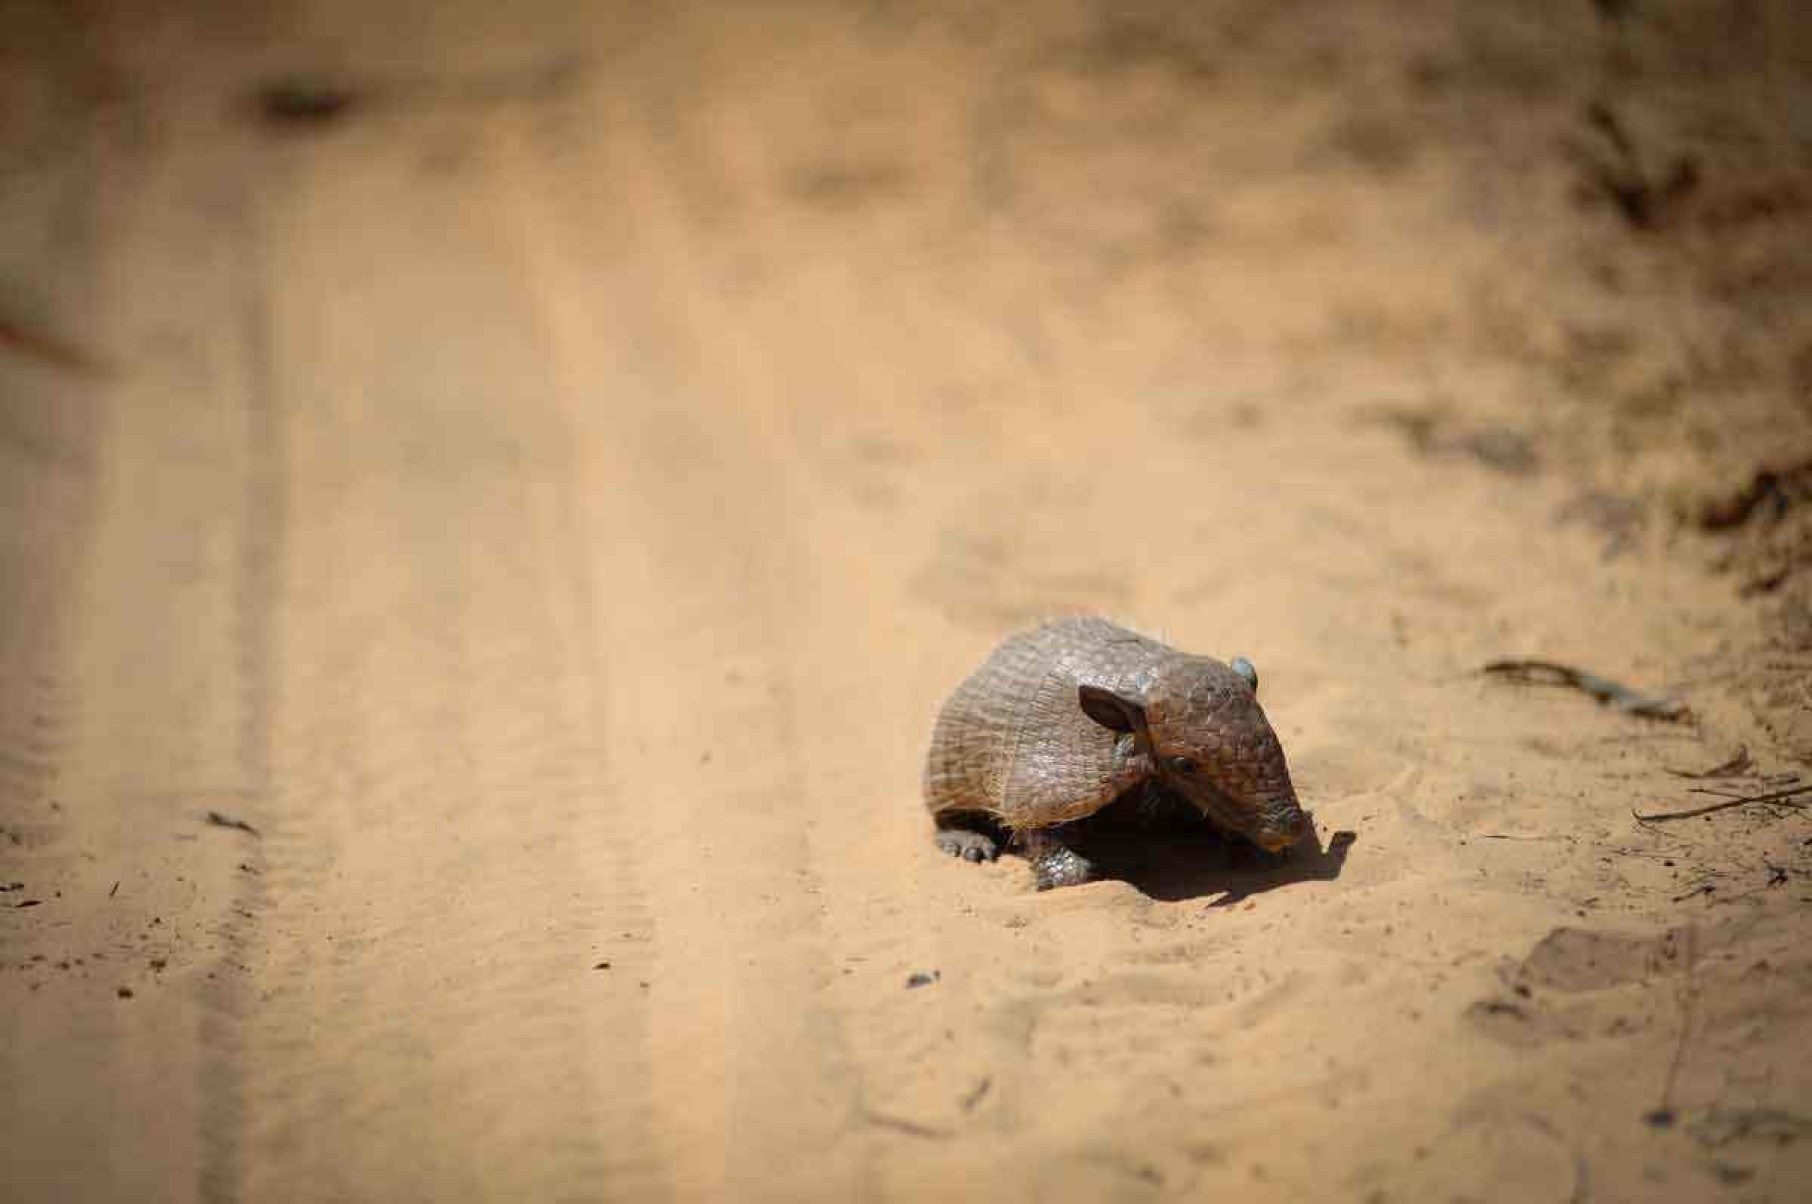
[1251,804,1314,853]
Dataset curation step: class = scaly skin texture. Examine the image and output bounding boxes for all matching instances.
[924,616,1311,888]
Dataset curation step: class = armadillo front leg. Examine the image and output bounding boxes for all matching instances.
[934,812,1000,863]
[1020,827,1094,891]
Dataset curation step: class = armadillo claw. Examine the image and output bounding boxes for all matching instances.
[935,829,998,863]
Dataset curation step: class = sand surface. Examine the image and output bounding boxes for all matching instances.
[3,2,1811,1200]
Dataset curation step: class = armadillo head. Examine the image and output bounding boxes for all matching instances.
[1078,655,1312,853]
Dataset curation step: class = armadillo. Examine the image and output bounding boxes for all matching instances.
[923,616,1313,890]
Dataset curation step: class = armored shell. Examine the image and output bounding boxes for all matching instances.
[923,616,1310,851]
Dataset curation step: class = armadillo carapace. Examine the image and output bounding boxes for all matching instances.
[924,616,1313,890]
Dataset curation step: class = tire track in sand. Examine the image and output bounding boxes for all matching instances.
[496,93,877,1200]
[197,181,281,1204]
[205,123,664,1201]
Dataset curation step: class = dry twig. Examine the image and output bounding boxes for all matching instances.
[1633,782,1812,823]
[1482,659,1689,721]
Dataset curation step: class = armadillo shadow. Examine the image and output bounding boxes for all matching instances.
[1071,819,1357,904]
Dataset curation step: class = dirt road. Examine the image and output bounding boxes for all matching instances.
[4,3,1810,1200]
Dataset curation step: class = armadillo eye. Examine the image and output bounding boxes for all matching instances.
[1167,756,1198,776]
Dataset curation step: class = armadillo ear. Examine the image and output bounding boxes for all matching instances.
[1230,656,1259,694]
[1078,684,1147,734]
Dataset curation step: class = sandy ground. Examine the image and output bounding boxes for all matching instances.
[3,2,1811,1200]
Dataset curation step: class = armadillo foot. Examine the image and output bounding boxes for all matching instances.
[935,828,998,863]
[1022,831,1094,891]
[1032,847,1093,891]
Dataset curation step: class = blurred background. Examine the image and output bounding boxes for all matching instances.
[2,2,1810,1201]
